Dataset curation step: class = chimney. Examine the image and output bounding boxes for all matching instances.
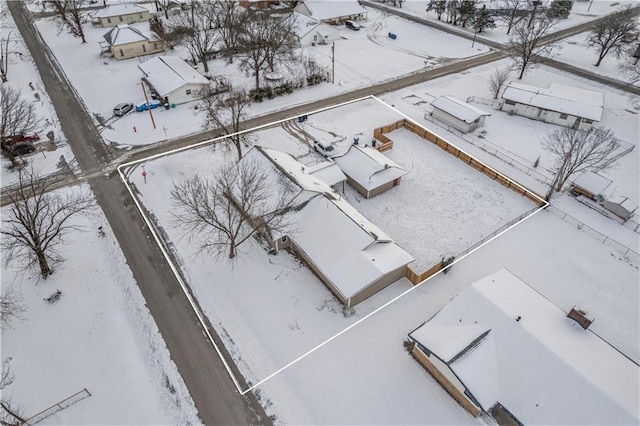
[567,306,594,330]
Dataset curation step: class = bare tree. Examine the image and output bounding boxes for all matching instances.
[501,0,527,35]
[172,1,219,72]
[263,13,298,73]
[47,0,88,43]
[0,359,25,426]
[508,18,556,79]
[426,0,447,20]
[588,6,639,67]
[543,127,629,200]
[170,158,296,259]
[154,0,171,19]
[237,10,272,90]
[526,0,541,29]
[198,87,252,161]
[617,46,640,84]
[446,0,460,25]
[1,168,94,278]
[211,0,246,64]
[1,86,43,168]
[0,31,19,83]
[488,66,512,98]
[0,286,26,330]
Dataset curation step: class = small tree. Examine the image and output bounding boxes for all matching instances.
[508,18,556,79]
[546,0,572,19]
[473,5,496,33]
[458,0,478,28]
[501,0,527,35]
[617,46,640,84]
[543,127,629,200]
[488,66,512,98]
[0,86,43,168]
[446,0,460,24]
[426,0,447,20]
[1,168,94,278]
[0,285,26,330]
[1,359,25,426]
[588,6,639,67]
[198,87,252,161]
[170,159,296,259]
[0,31,19,83]
[47,0,88,43]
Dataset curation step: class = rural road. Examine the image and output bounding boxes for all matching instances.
[6,1,639,424]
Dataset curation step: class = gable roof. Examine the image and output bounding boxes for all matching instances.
[410,269,640,425]
[292,11,322,38]
[245,147,413,301]
[305,161,347,187]
[138,56,210,97]
[572,171,612,196]
[431,96,491,124]
[297,0,366,21]
[103,24,155,46]
[502,82,604,121]
[334,144,407,191]
[91,3,148,19]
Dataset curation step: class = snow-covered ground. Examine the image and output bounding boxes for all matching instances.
[0,185,200,425]
[0,2,73,188]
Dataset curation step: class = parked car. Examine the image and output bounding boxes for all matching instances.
[345,20,360,31]
[135,100,162,112]
[9,141,36,156]
[313,139,336,158]
[113,102,133,116]
[1,132,40,144]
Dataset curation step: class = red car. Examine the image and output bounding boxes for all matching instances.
[2,133,40,144]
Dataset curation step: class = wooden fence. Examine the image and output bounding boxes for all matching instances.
[405,261,443,285]
[373,119,546,207]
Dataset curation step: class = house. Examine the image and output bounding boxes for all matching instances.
[304,160,347,191]
[408,269,639,424]
[138,56,210,105]
[570,171,612,201]
[501,82,604,130]
[292,12,340,47]
[100,24,163,60]
[333,144,407,199]
[601,195,638,222]
[430,96,491,133]
[238,0,280,9]
[91,4,151,27]
[294,0,367,24]
[238,147,413,308]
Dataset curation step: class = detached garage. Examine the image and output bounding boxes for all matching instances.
[430,96,491,133]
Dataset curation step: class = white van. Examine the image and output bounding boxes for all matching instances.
[313,139,336,157]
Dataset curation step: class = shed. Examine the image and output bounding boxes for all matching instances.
[570,172,612,201]
[292,12,340,46]
[91,4,150,27]
[601,195,638,222]
[501,82,604,130]
[333,144,408,199]
[100,24,163,60]
[138,56,210,105]
[408,269,639,424]
[294,0,367,24]
[430,96,491,133]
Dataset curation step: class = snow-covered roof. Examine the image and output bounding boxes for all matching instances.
[410,269,640,425]
[502,82,604,121]
[305,161,347,187]
[606,195,638,211]
[298,0,366,21]
[103,24,155,46]
[91,3,148,19]
[334,144,407,191]
[292,11,321,38]
[572,171,612,196]
[250,147,413,300]
[138,56,210,97]
[431,96,491,124]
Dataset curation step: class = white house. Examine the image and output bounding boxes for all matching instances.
[333,144,408,199]
[570,171,612,201]
[100,24,164,60]
[238,147,413,308]
[138,56,210,105]
[292,12,340,46]
[430,96,491,133]
[501,82,604,130]
[91,4,151,27]
[294,0,367,24]
[408,269,639,424]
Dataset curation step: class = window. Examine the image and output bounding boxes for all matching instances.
[583,119,593,124]
[185,89,192,95]
[505,100,515,105]
[142,44,146,53]
[107,18,111,23]
[559,113,568,119]
[119,16,123,21]
[139,14,143,19]
[281,236,288,242]
[119,48,124,57]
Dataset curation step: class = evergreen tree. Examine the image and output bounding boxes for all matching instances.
[546,0,572,19]
[473,5,496,33]
[458,0,478,28]
[426,0,447,21]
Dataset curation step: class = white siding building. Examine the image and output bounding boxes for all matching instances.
[430,96,491,133]
[138,56,210,105]
[294,0,367,24]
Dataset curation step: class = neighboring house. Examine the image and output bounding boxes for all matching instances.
[430,96,491,133]
[408,269,639,424]
[292,12,340,46]
[100,24,163,60]
[238,0,279,9]
[601,195,638,222]
[138,56,210,105]
[570,171,612,201]
[333,144,408,199]
[501,82,604,130]
[91,4,150,27]
[304,160,347,191]
[294,0,367,24]
[239,146,413,309]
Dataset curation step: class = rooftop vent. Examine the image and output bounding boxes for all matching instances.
[567,306,594,330]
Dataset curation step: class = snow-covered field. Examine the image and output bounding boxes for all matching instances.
[0,186,199,425]
[0,2,73,188]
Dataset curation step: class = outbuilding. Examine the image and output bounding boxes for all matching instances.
[501,82,604,130]
[333,144,408,199]
[138,56,210,105]
[430,96,491,133]
[100,24,163,60]
[601,195,638,222]
[292,12,340,47]
[294,0,367,24]
[570,171,612,202]
[91,4,150,27]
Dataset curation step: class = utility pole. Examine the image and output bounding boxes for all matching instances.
[140,79,156,130]
[332,41,335,84]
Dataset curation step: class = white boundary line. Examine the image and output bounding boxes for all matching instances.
[116,95,548,396]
